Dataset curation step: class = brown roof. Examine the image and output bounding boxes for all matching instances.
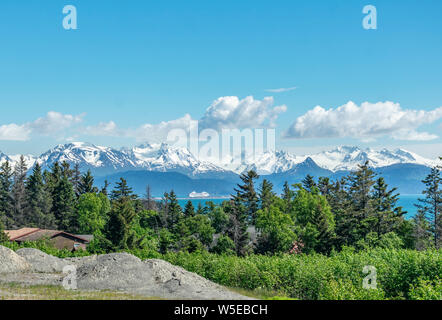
[4,228,90,243]
[5,228,40,241]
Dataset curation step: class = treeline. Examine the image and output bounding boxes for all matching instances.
[0,156,441,255]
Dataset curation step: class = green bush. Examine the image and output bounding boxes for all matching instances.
[408,278,442,300]
[2,240,440,300]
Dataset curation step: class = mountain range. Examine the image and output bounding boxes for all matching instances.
[0,142,439,197]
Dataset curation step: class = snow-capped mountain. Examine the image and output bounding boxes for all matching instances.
[309,146,438,172]
[227,146,438,174]
[232,150,306,175]
[0,143,438,179]
[36,142,137,175]
[125,143,235,178]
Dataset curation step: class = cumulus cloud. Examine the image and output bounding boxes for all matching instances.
[30,111,84,134]
[0,111,84,141]
[283,101,442,141]
[85,96,287,143]
[85,121,120,137]
[130,114,197,142]
[200,96,287,130]
[0,124,31,141]
[265,86,297,93]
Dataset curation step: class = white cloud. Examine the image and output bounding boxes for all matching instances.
[265,86,297,93]
[0,124,31,141]
[30,111,84,134]
[283,101,442,141]
[0,111,84,141]
[84,96,287,143]
[85,121,120,137]
[200,96,287,130]
[130,114,197,142]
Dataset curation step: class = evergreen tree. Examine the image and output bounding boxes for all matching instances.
[196,202,205,215]
[103,197,137,250]
[184,200,195,218]
[166,190,183,232]
[318,177,332,197]
[110,178,137,201]
[71,163,82,197]
[0,161,14,228]
[234,170,259,223]
[372,177,406,236]
[226,193,249,256]
[52,175,76,232]
[25,163,54,228]
[101,180,110,197]
[78,170,95,195]
[61,161,73,178]
[302,174,316,192]
[0,218,8,242]
[282,181,294,213]
[412,212,433,251]
[259,179,275,210]
[11,155,28,227]
[415,167,441,248]
[145,184,156,210]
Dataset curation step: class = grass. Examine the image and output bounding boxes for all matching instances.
[0,283,161,300]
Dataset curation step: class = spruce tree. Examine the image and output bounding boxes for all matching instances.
[318,177,331,197]
[78,170,95,195]
[258,179,275,210]
[302,174,316,192]
[104,197,137,250]
[71,163,82,197]
[110,178,137,201]
[184,200,195,218]
[282,181,294,213]
[52,174,76,232]
[234,170,259,223]
[416,166,441,248]
[226,192,249,256]
[0,218,8,242]
[25,163,54,228]
[0,161,14,228]
[166,190,183,232]
[101,180,110,197]
[372,177,405,236]
[11,156,28,227]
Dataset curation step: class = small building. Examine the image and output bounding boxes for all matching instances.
[4,228,92,251]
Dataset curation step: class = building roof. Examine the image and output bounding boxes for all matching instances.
[4,228,91,243]
[5,228,40,241]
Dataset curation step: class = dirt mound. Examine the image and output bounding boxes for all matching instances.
[76,253,249,300]
[0,247,250,299]
[16,248,66,273]
[0,246,30,273]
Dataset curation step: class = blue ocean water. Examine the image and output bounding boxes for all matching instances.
[178,195,421,220]
[397,195,420,219]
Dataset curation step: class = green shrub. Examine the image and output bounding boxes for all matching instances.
[409,278,442,300]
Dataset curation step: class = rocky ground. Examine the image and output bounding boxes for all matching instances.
[0,246,251,300]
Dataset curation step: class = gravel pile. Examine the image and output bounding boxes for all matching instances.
[75,253,249,299]
[0,246,30,273]
[0,246,250,300]
[16,248,67,273]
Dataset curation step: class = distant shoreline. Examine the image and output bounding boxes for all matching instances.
[152,197,230,201]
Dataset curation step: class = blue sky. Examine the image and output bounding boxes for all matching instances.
[0,0,441,157]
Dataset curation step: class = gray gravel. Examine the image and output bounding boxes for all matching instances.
[0,246,30,273]
[0,246,251,300]
[16,248,67,273]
